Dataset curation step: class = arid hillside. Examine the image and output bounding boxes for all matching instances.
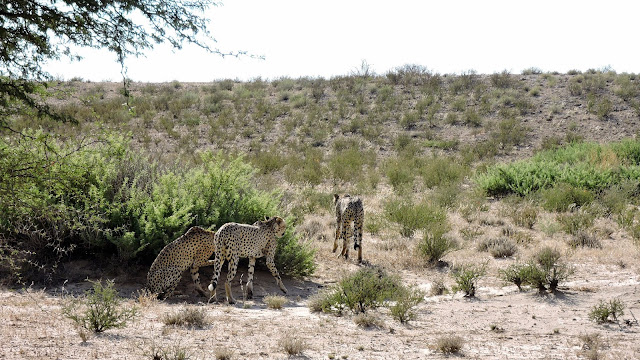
[2,67,640,359]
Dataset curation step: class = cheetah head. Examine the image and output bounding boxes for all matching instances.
[261,216,286,238]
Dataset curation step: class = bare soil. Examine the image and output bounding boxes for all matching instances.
[2,213,639,360]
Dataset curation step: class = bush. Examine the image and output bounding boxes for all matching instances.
[62,280,138,333]
[500,263,531,290]
[567,231,602,249]
[330,266,401,314]
[534,247,573,292]
[451,263,486,297]
[384,198,448,238]
[589,299,625,324]
[0,131,316,279]
[279,334,308,356]
[389,285,425,323]
[542,184,594,212]
[418,231,456,264]
[511,204,538,229]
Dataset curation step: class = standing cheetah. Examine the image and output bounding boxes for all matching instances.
[208,216,288,304]
[147,226,216,299]
[333,194,364,263]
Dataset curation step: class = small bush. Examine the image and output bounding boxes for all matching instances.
[500,263,531,291]
[162,307,210,328]
[264,294,288,309]
[62,280,138,333]
[145,342,194,360]
[589,299,625,323]
[436,335,464,354]
[451,263,486,297]
[430,278,448,296]
[419,231,456,264]
[389,285,425,323]
[534,247,573,292]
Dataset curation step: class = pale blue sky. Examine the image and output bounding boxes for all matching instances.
[45,0,640,82]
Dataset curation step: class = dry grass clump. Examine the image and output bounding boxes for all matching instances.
[353,312,384,328]
[264,294,288,309]
[278,333,308,356]
[162,307,210,328]
[477,237,517,258]
[214,346,235,360]
[435,335,464,354]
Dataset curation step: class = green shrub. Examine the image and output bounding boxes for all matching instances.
[419,231,455,264]
[534,247,573,292]
[589,299,625,324]
[476,139,640,197]
[0,130,315,279]
[62,280,138,333]
[312,267,402,314]
[384,198,448,238]
[500,263,530,290]
[418,156,467,188]
[557,209,595,235]
[542,184,594,212]
[567,231,602,249]
[490,70,516,89]
[451,263,486,297]
[389,285,425,323]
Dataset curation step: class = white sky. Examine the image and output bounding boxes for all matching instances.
[45,0,640,82]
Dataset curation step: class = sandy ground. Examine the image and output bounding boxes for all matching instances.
[2,230,640,360]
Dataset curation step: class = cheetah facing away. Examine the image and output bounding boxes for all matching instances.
[208,216,287,304]
[333,194,364,263]
[147,226,216,299]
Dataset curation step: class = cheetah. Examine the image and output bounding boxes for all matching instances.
[146,226,216,299]
[333,194,364,263]
[208,216,287,304]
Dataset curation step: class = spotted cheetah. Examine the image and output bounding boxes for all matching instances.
[333,194,364,263]
[208,217,287,304]
[146,226,216,299]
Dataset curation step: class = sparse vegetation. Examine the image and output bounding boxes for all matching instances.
[451,263,486,297]
[588,299,625,324]
[264,294,288,309]
[62,280,138,333]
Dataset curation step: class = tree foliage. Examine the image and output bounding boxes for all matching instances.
[1,0,243,125]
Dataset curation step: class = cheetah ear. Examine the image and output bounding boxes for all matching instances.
[333,194,340,203]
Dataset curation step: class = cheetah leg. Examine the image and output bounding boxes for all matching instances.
[246,257,256,300]
[355,214,363,263]
[333,215,341,253]
[208,254,225,302]
[266,256,287,294]
[341,221,352,260]
[225,255,239,304]
[192,259,215,297]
